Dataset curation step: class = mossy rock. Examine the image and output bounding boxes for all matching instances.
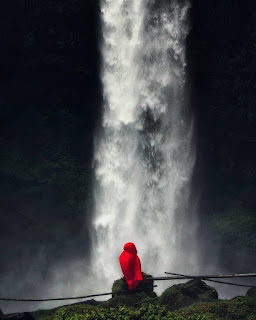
[247,287,256,297]
[111,272,156,298]
[104,291,156,308]
[159,279,218,311]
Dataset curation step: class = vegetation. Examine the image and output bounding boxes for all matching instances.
[187,1,256,261]
[32,294,256,320]
[0,0,99,211]
[191,1,256,215]
[30,281,256,320]
[203,207,256,253]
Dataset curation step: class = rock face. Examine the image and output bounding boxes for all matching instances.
[247,287,256,297]
[112,272,156,298]
[0,313,34,320]
[159,279,218,311]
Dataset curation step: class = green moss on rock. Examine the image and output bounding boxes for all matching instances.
[247,287,256,297]
[32,292,256,320]
[111,272,156,298]
[104,292,154,308]
[159,279,218,311]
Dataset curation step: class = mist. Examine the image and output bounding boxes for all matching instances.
[1,0,256,315]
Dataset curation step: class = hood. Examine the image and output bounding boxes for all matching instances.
[123,242,137,255]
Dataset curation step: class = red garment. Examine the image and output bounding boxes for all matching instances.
[119,242,143,290]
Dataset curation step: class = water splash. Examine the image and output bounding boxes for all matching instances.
[91,0,197,295]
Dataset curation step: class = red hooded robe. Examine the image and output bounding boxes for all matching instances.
[119,242,143,290]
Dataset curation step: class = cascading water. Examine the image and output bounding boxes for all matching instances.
[91,0,198,294]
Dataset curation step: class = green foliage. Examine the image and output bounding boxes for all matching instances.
[204,207,256,253]
[103,292,155,308]
[32,308,58,320]
[32,295,256,320]
[0,108,92,213]
[51,303,202,320]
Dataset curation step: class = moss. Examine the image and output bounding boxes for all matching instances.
[159,280,218,311]
[247,287,256,297]
[112,277,128,296]
[32,295,256,320]
[203,207,256,253]
[32,307,60,320]
[112,272,156,298]
[103,291,154,308]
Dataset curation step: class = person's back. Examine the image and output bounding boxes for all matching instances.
[119,242,143,290]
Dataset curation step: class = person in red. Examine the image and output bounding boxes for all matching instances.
[119,242,143,290]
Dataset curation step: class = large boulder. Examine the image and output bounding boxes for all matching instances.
[246,287,256,297]
[0,313,34,320]
[112,272,156,298]
[159,279,218,311]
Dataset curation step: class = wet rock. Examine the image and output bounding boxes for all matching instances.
[246,287,256,297]
[112,272,156,298]
[82,299,101,306]
[106,291,156,308]
[159,279,218,311]
[68,299,102,307]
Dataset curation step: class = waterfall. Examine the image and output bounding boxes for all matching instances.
[91,0,197,294]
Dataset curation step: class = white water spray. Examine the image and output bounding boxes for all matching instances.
[91,0,197,294]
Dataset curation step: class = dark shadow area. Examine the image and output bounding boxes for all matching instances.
[189,0,256,271]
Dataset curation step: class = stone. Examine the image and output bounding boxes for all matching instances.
[246,287,256,297]
[112,272,156,298]
[159,279,218,311]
